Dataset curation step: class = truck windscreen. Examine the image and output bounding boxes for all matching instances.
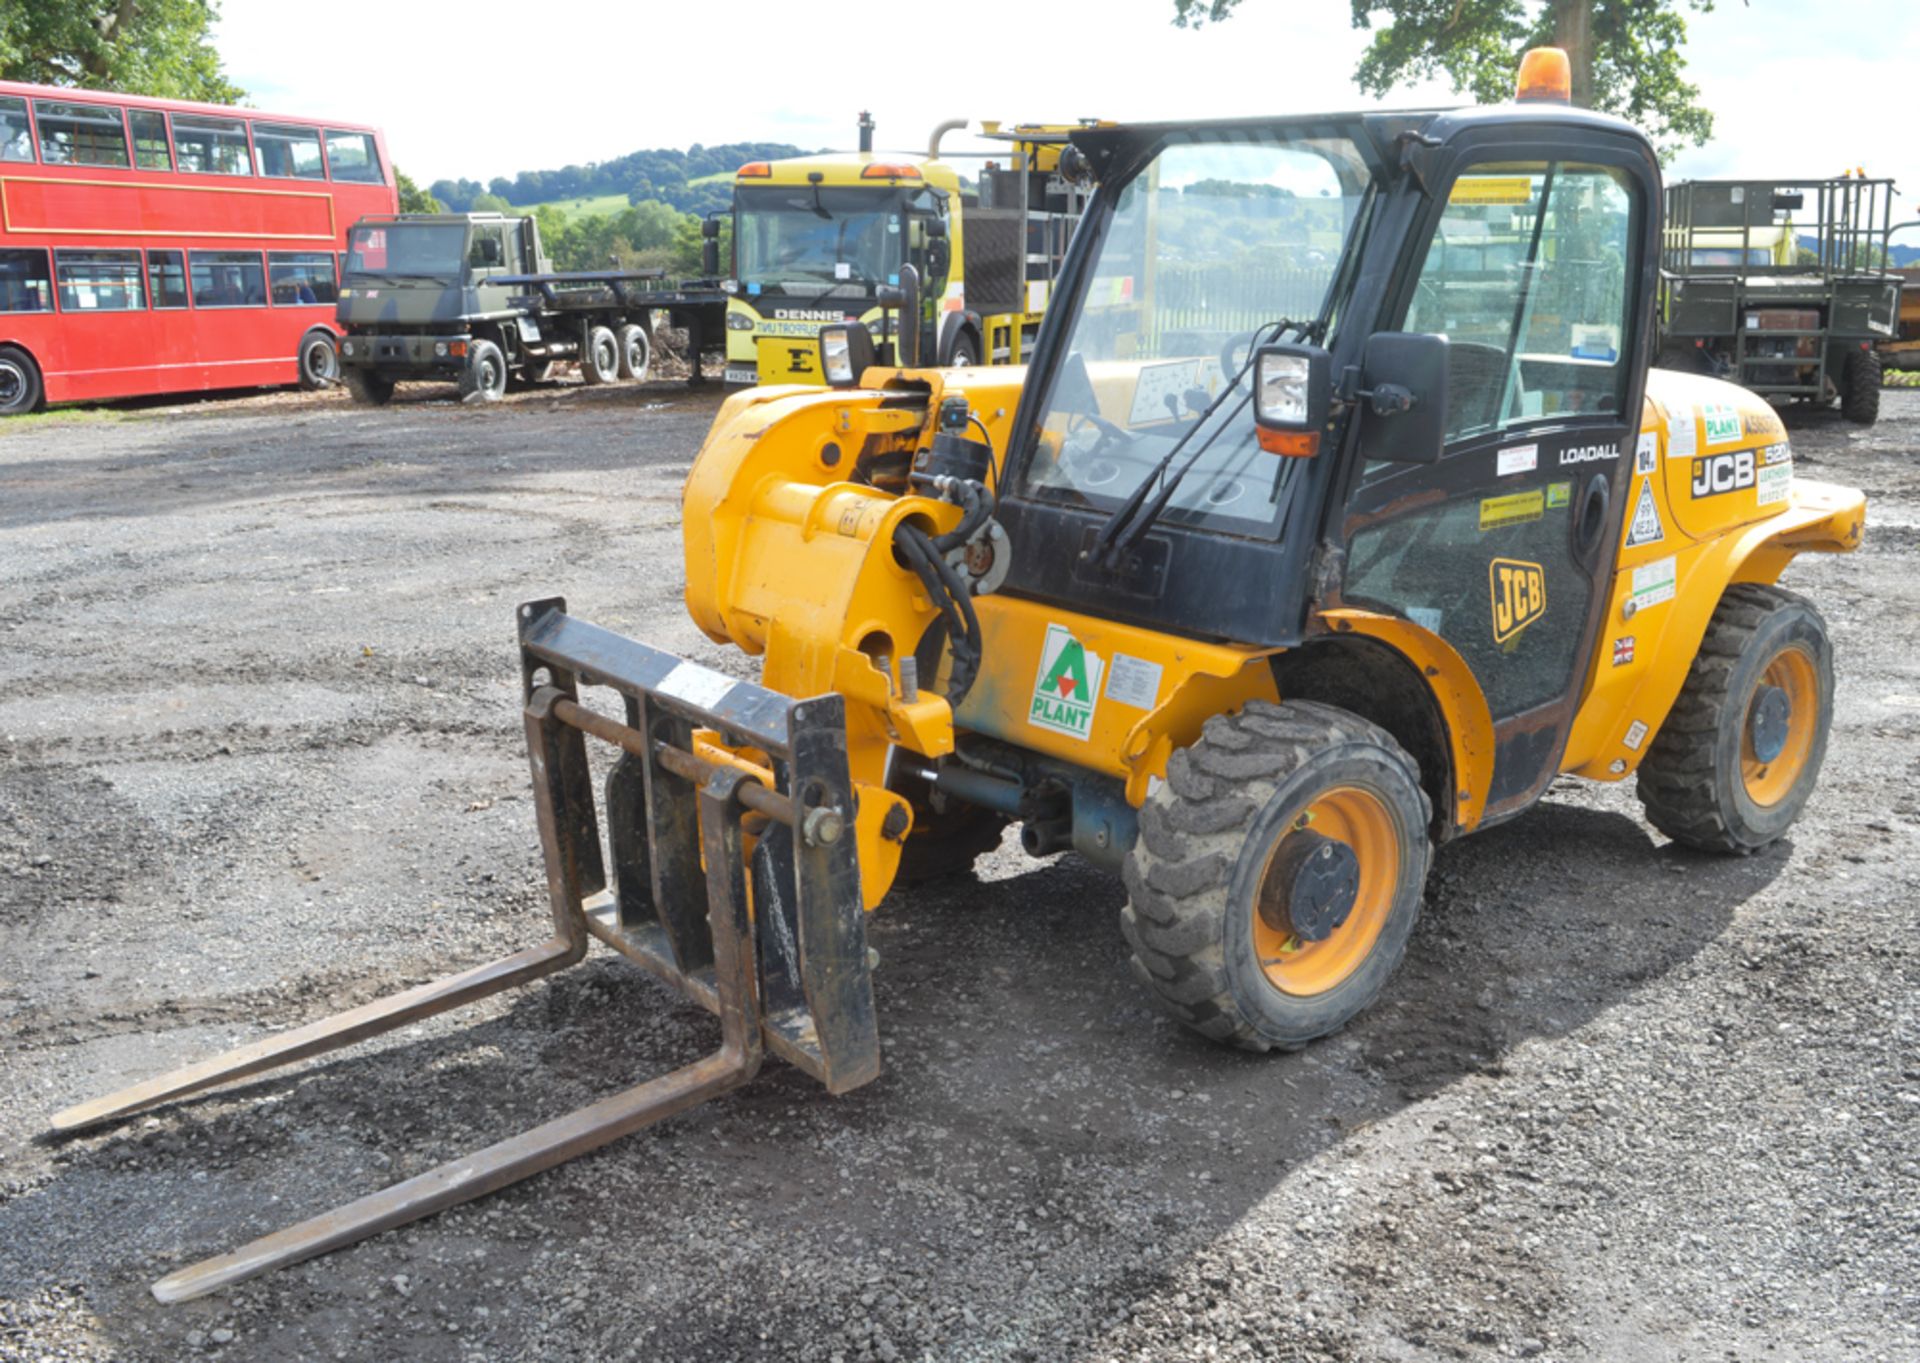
[345,223,466,281]
[735,186,905,293]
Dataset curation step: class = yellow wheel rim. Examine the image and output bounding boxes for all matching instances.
[1740,644,1818,808]
[1252,786,1398,997]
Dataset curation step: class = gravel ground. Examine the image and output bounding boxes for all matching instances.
[0,378,1915,1363]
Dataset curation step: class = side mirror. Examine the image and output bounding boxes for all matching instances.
[1251,343,1332,458]
[701,217,721,239]
[819,321,877,387]
[479,238,503,265]
[928,236,952,280]
[875,264,922,367]
[1353,332,1450,465]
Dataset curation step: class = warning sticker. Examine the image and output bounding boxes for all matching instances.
[1667,414,1697,460]
[1450,175,1535,206]
[1635,431,1658,475]
[1623,719,1649,751]
[1497,443,1539,476]
[1624,480,1665,548]
[1480,489,1545,530]
[1628,555,1677,612]
[1105,652,1163,710]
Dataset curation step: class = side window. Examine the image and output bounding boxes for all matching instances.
[253,124,326,179]
[34,101,131,168]
[325,130,383,183]
[468,226,506,269]
[1404,163,1637,444]
[55,250,147,311]
[147,250,188,309]
[0,249,52,311]
[129,110,172,170]
[0,97,34,163]
[173,115,252,176]
[190,251,267,307]
[268,252,337,304]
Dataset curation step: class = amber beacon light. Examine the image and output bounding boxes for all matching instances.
[1515,47,1572,104]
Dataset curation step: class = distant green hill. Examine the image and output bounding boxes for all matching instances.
[431,141,809,218]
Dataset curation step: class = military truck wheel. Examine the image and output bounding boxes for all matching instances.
[616,323,651,381]
[0,345,44,415]
[581,325,620,385]
[459,339,508,403]
[894,801,1007,885]
[1636,584,1833,854]
[342,367,394,406]
[296,330,339,390]
[1121,700,1431,1052]
[1841,348,1881,424]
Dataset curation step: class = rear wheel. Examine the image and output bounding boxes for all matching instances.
[616,323,651,381]
[1841,348,1881,424]
[458,339,508,403]
[580,325,620,385]
[945,331,978,368]
[1121,700,1431,1051]
[296,330,339,390]
[0,345,43,415]
[342,367,394,406]
[1636,584,1833,853]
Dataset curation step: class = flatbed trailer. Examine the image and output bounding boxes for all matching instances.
[493,272,730,386]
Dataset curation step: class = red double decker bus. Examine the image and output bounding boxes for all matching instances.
[0,80,396,414]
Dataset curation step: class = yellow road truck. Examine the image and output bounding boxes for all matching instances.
[722,116,1087,385]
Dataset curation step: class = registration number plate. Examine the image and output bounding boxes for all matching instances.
[723,366,759,385]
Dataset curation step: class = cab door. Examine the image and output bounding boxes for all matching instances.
[1336,142,1657,821]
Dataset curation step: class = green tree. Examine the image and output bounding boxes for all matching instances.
[1170,0,1715,152]
[0,0,242,103]
[470,192,511,213]
[395,168,441,214]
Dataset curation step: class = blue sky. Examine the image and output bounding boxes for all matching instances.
[215,0,1916,211]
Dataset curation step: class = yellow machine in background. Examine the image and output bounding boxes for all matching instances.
[722,115,1089,385]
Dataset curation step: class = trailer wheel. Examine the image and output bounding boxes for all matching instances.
[1841,349,1881,424]
[296,330,339,390]
[617,324,651,381]
[459,339,509,403]
[0,345,44,415]
[342,367,394,406]
[581,326,620,385]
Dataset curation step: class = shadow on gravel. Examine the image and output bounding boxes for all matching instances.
[8,794,1786,1358]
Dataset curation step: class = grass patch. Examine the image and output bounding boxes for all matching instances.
[0,405,128,434]
[1882,368,1920,388]
[519,192,634,217]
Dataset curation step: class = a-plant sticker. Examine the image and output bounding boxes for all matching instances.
[1029,624,1105,739]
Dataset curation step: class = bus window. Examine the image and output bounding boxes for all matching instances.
[189,251,266,307]
[268,252,337,305]
[254,124,326,180]
[35,101,131,169]
[55,250,146,311]
[325,130,383,184]
[173,114,252,176]
[0,97,33,163]
[0,249,52,311]
[147,250,188,309]
[129,110,172,171]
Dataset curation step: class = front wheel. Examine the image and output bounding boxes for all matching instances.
[580,325,620,385]
[458,339,508,403]
[1122,700,1431,1052]
[616,323,651,381]
[297,330,339,390]
[1841,348,1881,424]
[1636,584,1833,853]
[0,345,43,415]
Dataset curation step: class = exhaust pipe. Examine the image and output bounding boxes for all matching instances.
[928,118,968,160]
[858,111,874,154]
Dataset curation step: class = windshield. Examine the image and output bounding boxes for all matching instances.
[344,223,466,281]
[735,185,906,295]
[1019,129,1376,538]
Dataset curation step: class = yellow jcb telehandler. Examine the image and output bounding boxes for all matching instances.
[57,50,1865,1301]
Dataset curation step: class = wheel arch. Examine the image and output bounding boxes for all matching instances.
[937,310,982,365]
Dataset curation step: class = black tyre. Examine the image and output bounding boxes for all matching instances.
[0,344,43,415]
[458,338,508,403]
[1636,584,1833,854]
[1841,348,1881,424]
[894,801,1007,885]
[341,367,394,406]
[945,331,978,368]
[1122,700,1431,1052]
[616,323,651,381]
[581,325,620,385]
[296,330,339,390]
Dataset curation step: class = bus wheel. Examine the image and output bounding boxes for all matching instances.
[0,345,44,415]
[297,331,340,390]
[617,323,651,381]
[945,331,979,368]
[342,368,394,406]
[459,339,508,403]
[581,325,620,385]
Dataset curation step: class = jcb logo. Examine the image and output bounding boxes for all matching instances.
[1489,558,1547,643]
[1691,449,1755,498]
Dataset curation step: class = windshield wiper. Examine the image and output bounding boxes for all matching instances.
[1083,319,1300,571]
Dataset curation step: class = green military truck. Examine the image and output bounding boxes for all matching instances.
[336,212,721,404]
